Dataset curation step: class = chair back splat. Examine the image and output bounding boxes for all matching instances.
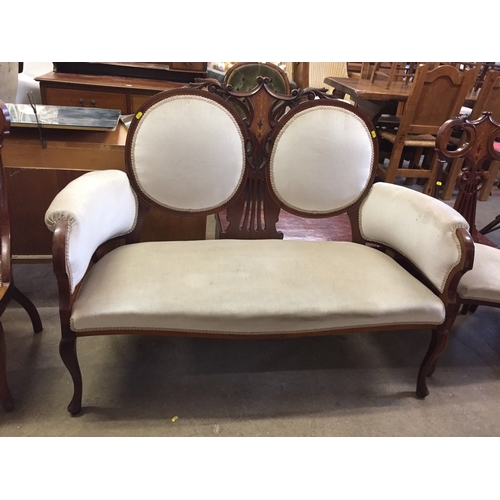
[435,111,500,241]
[189,77,339,239]
[441,70,500,200]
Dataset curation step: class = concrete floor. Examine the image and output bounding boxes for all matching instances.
[1,192,500,437]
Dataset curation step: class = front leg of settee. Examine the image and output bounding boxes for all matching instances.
[359,182,475,397]
[45,169,138,415]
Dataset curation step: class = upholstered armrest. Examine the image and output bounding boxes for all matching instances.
[359,183,470,293]
[45,170,138,292]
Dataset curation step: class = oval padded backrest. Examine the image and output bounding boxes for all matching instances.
[128,91,246,214]
[268,101,376,216]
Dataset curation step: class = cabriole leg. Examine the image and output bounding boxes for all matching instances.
[59,336,82,415]
[11,285,43,334]
[416,329,449,398]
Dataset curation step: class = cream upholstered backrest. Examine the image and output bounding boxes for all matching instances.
[268,100,377,216]
[127,89,247,214]
[360,182,470,293]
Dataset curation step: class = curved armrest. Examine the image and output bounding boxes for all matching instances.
[45,170,138,293]
[359,183,471,293]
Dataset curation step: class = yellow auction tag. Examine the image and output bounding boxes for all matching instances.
[436,181,443,186]
[135,111,143,120]
[171,415,178,422]
[371,130,377,138]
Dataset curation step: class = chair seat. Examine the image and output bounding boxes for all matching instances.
[379,130,436,148]
[71,240,445,334]
[458,243,500,303]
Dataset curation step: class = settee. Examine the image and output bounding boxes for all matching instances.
[44,80,474,415]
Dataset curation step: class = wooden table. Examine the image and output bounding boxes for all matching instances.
[3,123,206,260]
[324,76,478,122]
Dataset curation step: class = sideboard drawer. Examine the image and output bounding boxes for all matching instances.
[130,93,156,113]
[170,62,207,72]
[44,87,127,112]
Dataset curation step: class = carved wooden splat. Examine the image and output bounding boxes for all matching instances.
[435,112,500,240]
[190,77,337,238]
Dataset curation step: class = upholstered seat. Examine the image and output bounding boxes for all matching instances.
[44,86,474,414]
[71,239,445,334]
[458,244,500,304]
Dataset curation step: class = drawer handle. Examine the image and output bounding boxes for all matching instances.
[79,98,96,107]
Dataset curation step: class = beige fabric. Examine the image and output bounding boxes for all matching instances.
[130,94,246,213]
[269,106,374,214]
[458,243,500,303]
[359,183,469,293]
[71,239,445,334]
[45,170,138,293]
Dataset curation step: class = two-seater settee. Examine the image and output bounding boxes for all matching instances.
[44,80,474,415]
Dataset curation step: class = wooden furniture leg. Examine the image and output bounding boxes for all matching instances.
[416,328,449,398]
[0,322,14,412]
[11,285,43,333]
[59,336,83,416]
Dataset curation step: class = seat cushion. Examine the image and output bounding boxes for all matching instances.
[458,243,500,303]
[379,130,436,148]
[71,240,446,334]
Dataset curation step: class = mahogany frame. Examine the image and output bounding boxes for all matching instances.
[48,87,474,414]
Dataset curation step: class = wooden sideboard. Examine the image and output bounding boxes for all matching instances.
[3,123,206,259]
[36,72,187,114]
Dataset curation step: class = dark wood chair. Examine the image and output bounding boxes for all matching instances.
[435,111,500,316]
[0,101,43,412]
[441,70,500,200]
[376,64,476,196]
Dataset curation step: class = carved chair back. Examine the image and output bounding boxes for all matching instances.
[441,70,500,200]
[435,112,500,241]
[126,83,375,243]
[399,64,476,137]
[190,78,346,239]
